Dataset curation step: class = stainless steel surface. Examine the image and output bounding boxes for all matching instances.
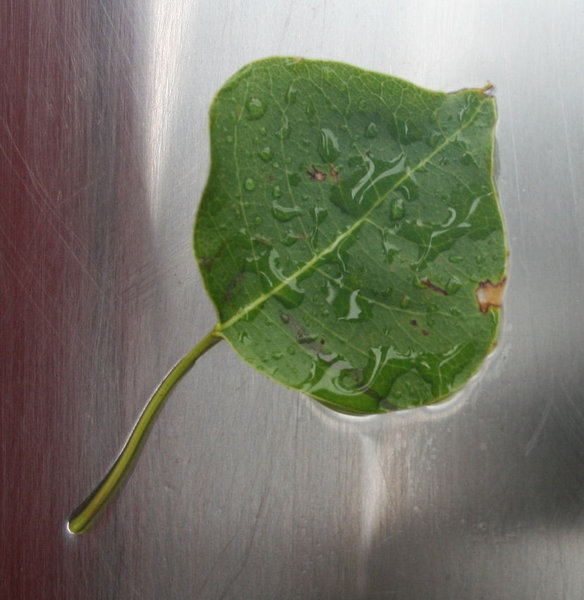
[2,1,584,598]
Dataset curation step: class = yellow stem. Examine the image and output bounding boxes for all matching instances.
[67,328,222,535]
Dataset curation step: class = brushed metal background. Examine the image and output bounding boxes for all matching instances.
[2,1,584,598]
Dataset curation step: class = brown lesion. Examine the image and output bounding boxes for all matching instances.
[329,165,340,184]
[198,243,226,272]
[420,279,449,296]
[476,277,506,313]
[223,267,245,304]
[307,165,327,181]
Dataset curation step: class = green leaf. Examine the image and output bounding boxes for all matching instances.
[68,58,508,534]
[195,57,507,415]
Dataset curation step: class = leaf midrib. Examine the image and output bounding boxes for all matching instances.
[216,96,489,334]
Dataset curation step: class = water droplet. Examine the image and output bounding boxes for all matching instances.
[343,290,364,321]
[338,369,363,391]
[397,176,419,201]
[390,197,405,221]
[330,153,408,218]
[387,117,423,144]
[317,128,340,163]
[460,152,475,166]
[257,248,305,308]
[276,116,291,139]
[244,178,256,191]
[305,101,316,117]
[238,330,252,345]
[448,255,463,264]
[226,135,234,143]
[245,96,267,120]
[382,229,399,262]
[441,207,457,227]
[283,231,300,246]
[400,294,411,309]
[280,312,290,324]
[272,201,302,222]
[272,351,284,360]
[258,146,273,162]
[427,131,442,148]
[358,99,367,112]
[253,216,262,225]
[285,85,298,104]
[364,122,378,138]
[312,205,328,225]
[287,345,296,355]
[325,285,372,323]
[272,185,282,198]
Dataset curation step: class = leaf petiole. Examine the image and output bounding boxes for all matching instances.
[67,328,222,535]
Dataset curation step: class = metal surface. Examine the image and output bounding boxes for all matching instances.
[2,1,584,598]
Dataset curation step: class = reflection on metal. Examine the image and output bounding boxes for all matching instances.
[3,0,584,598]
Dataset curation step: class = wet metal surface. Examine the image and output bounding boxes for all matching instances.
[2,1,584,598]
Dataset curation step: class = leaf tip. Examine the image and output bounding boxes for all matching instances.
[481,81,495,97]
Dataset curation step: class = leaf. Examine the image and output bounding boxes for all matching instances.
[194,57,507,414]
[68,57,508,535]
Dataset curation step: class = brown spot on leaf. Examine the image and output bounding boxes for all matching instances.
[329,165,340,184]
[420,279,448,295]
[307,165,327,181]
[223,267,244,304]
[476,277,506,313]
[198,243,226,272]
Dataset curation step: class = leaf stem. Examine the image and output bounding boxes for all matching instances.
[67,328,222,535]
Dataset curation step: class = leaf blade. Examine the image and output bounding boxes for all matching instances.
[195,57,507,414]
